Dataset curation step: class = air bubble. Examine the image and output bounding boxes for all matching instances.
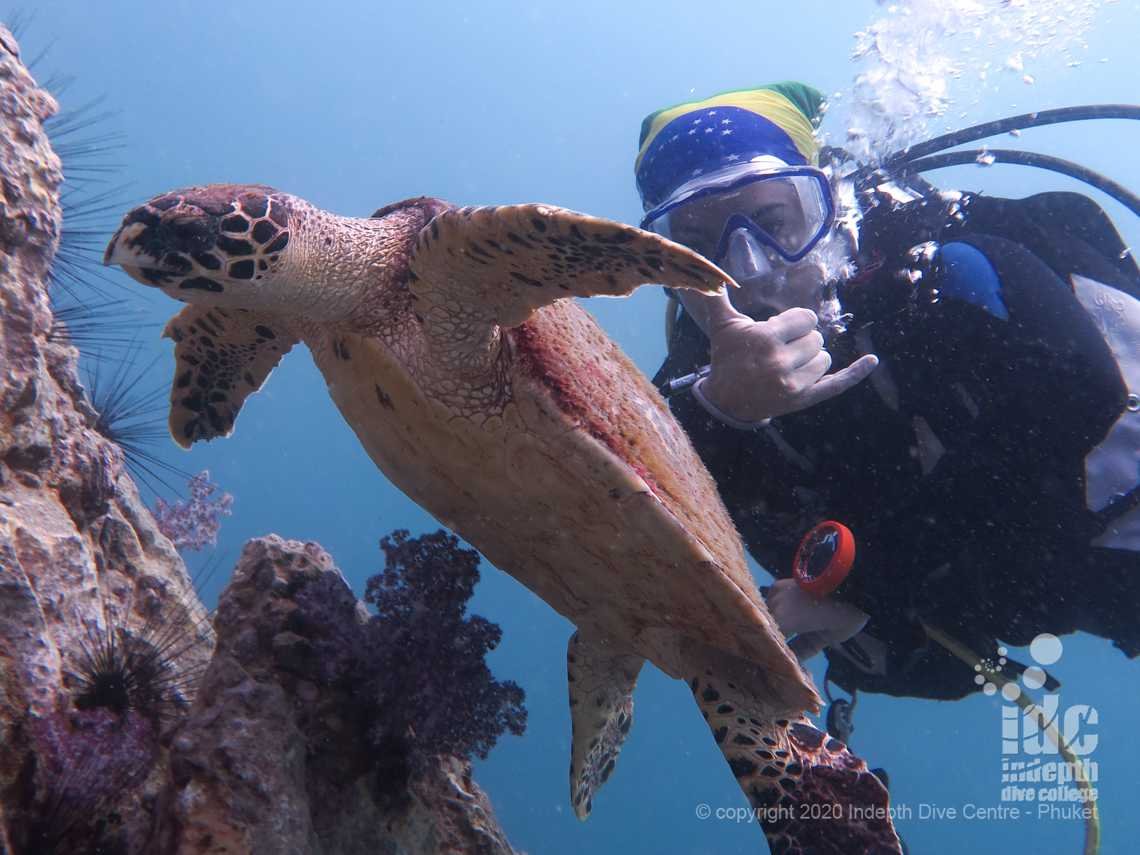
[837,0,1103,163]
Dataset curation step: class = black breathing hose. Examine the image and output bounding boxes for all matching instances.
[880,104,1140,167]
[849,104,1140,204]
[895,148,1140,217]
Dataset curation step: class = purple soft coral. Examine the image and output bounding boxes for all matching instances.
[153,470,233,551]
[365,530,527,764]
[280,529,526,807]
[21,708,158,852]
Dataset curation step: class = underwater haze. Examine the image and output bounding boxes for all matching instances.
[21,0,1140,852]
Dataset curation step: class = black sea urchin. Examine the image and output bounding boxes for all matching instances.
[82,344,191,497]
[48,297,151,359]
[71,568,217,723]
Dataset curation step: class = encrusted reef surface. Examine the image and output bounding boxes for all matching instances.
[159,536,516,855]
[0,26,516,855]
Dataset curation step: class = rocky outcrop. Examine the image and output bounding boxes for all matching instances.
[0,25,515,855]
[159,536,516,855]
[0,23,207,854]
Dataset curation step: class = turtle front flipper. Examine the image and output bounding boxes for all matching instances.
[408,204,732,334]
[566,630,644,820]
[691,673,903,854]
[163,305,298,448]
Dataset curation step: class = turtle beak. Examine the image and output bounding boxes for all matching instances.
[104,202,208,288]
[104,222,184,288]
[103,222,150,269]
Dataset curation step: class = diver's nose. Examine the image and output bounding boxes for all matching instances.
[722,227,773,283]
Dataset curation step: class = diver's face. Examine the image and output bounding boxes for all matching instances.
[668,180,809,260]
[667,180,828,317]
[728,254,828,317]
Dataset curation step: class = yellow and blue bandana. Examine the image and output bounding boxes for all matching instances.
[635,82,826,211]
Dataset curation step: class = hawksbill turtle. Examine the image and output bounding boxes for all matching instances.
[104,185,902,853]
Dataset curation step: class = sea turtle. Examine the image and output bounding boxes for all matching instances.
[104,185,902,853]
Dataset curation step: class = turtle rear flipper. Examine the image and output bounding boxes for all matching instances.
[163,305,298,448]
[691,672,903,855]
[408,204,731,334]
[566,630,644,820]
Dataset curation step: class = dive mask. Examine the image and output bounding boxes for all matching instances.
[640,158,835,267]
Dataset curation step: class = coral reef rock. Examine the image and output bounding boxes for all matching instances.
[0,25,516,855]
[160,536,518,855]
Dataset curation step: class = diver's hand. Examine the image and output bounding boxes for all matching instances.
[765,578,869,662]
[698,293,878,423]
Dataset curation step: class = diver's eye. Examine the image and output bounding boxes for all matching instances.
[671,225,706,245]
[669,223,720,257]
[752,207,786,236]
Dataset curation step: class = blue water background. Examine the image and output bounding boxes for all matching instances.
[21,2,1140,852]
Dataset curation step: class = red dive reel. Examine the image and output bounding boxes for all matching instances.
[793,521,855,597]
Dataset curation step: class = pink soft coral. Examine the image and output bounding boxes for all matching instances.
[153,470,233,551]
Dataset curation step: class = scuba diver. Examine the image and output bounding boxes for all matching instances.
[637,82,1140,710]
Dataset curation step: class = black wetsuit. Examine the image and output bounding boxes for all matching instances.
[654,190,1140,700]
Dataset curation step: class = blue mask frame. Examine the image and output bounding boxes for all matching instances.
[640,166,837,263]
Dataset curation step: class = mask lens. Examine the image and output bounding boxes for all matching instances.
[649,205,721,259]
[643,168,834,263]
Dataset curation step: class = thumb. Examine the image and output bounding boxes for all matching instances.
[701,285,749,333]
[675,283,748,338]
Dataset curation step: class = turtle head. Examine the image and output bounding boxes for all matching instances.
[106,185,452,323]
[104,184,304,308]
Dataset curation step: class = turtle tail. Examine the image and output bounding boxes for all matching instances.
[690,673,903,854]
